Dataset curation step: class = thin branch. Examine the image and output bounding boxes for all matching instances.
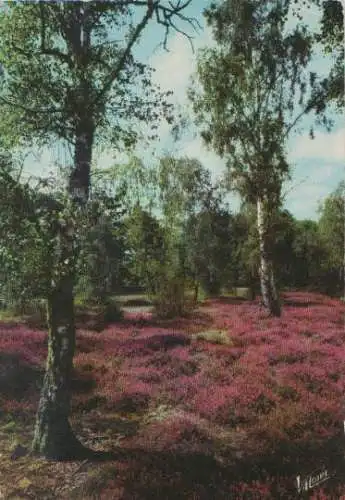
[281,174,311,201]
[154,0,201,52]
[39,2,73,68]
[94,1,156,107]
[94,0,199,105]
[283,93,320,138]
[0,95,63,116]
[15,160,25,184]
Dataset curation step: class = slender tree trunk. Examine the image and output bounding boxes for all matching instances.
[257,197,281,317]
[32,124,94,459]
[32,257,82,459]
[193,280,199,303]
[248,273,256,301]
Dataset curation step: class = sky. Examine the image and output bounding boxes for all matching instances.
[21,0,344,221]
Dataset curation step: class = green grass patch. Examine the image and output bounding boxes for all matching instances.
[192,329,232,345]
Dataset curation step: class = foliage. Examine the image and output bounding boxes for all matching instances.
[121,201,188,318]
[190,0,321,207]
[107,156,159,213]
[227,205,295,293]
[156,156,230,305]
[313,0,344,110]
[189,0,328,316]
[0,0,197,306]
[119,156,225,316]
[74,178,127,303]
[290,0,344,131]
[0,154,130,316]
[99,297,124,325]
[153,275,187,319]
[0,2,182,151]
[158,156,215,225]
[123,204,166,295]
[0,0,199,460]
[184,204,233,296]
[229,204,259,289]
[318,181,344,293]
[0,155,63,307]
[271,209,296,286]
[291,219,328,289]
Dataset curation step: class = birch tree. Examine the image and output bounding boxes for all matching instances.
[0,0,197,459]
[189,0,325,316]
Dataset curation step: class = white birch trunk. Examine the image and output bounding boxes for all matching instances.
[257,197,281,317]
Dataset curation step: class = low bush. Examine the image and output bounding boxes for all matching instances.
[153,277,186,319]
[6,298,47,328]
[101,298,124,323]
[193,329,231,345]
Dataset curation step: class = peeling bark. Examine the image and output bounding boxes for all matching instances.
[257,197,281,317]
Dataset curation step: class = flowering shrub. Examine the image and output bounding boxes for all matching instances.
[1,291,345,497]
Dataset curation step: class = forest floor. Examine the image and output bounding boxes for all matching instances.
[0,291,345,499]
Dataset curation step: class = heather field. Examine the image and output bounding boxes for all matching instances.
[1,291,345,499]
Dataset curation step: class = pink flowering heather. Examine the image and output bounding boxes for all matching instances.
[1,291,345,498]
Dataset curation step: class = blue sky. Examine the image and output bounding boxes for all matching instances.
[22,1,344,221]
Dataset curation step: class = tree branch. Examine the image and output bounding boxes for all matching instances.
[0,95,63,116]
[94,1,156,107]
[94,0,199,106]
[154,0,201,52]
[39,2,73,68]
[283,91,321,138]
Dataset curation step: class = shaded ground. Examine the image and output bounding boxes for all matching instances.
[0,291,345,498]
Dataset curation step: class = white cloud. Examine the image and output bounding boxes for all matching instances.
[150,35,195,99]
[288,128,345,162]
[284,183,327,220]
[149,26,214,103]
[283,158,344,220]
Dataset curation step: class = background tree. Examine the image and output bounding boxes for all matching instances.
[318,181,345,295]
[317,0,344,109]
[74,180,126,305]
[0,1,196,460]
[0,155,63,312]
[300,0,344,111]
[123,204,166,296]
[269,209,296,289]
[290,219,327,290]
[184,202,233,298]
[189,0,328,316]
[229,204,260,298]
[157,156,224,311]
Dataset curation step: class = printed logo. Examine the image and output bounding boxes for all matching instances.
[296,468,331,493]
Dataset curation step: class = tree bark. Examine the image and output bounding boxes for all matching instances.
[257,197,281,317]
[31,263,82,459]
[69,124,94,202]
[32,123,94,459]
